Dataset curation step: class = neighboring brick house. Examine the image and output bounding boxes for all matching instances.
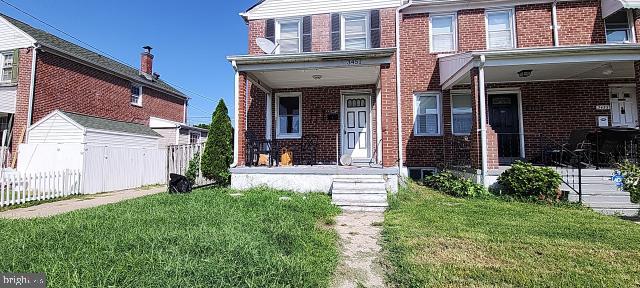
[0,13,200,167]
[229,0,640,190]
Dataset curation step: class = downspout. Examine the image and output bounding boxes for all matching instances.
[230,60,240,168]
[479,55,488,185]
[26,44,39,134]
[395,0,412,177]
[552,0,560,46]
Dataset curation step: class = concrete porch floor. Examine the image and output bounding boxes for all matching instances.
[231,165,399,175]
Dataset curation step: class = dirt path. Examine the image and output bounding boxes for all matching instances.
[332,212,386,288]
[0,186,166,219]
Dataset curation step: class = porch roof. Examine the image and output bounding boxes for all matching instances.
[439,44,640,89]
[227,48,395,90]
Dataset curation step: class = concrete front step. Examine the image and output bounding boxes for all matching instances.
[332,182,387,191]
[332,193,387,204]
[335,202,389,212]
[592,208,639,217]
[569,194,632,203]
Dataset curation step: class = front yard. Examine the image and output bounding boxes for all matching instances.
[383,182,640,287]
[0,188,340,288]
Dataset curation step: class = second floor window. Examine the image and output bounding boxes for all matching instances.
[342,12,369,50]
[277,19,301,54]
[131,84,142,106]
[430,14,457,53]
[605,10,634,44]
[1,52,13,83]
[486,9,515,50]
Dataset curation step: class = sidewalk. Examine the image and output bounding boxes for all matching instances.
[0,186,166,219]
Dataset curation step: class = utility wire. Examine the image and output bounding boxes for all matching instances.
[0,0,220,106]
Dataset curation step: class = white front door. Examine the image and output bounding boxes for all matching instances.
[342,94,370,160]
[610,87,638,128]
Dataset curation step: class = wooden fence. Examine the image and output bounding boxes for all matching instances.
[0,170,81,207]
[167,144,214,187]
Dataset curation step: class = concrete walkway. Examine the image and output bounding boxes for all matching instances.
[0,186,166,219]
[332,212,386,288]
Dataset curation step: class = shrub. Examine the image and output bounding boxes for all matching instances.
[201,100,233,185]
[424,171,490,198]
[185,152,200,185]
[618,161,640,203]
[497,161,562,200]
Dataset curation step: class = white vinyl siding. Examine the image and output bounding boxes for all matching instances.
[27,114,84,144]
[244,0,399,20]
[0,17,34,51]
[276,18,302,54]
[152,128,179,147]
[342,12,369,50]
[451,93,472,135]
[276,92,302,139]
[414,92,442,136]
[605,9,635,43]
[486,9,515,50]
[84,130,159,149]
[430,14,457,53]
[0,86,16,113]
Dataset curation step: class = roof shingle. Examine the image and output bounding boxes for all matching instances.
[61,111,162,137]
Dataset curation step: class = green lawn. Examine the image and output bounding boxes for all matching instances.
[0,188,341,288]
[383,182,640,287]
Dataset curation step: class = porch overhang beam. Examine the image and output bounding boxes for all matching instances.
[246,73,272,94]
[227,48,395,72]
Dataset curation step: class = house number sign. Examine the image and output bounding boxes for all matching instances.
[345,59,362,65]
[596,105,610,111]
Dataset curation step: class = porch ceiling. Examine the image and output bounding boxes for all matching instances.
[249,66,380,89]
[439,45,640,88]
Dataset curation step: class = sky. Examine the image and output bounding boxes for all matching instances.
[0,0,258,125]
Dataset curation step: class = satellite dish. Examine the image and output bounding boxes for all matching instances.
[256,37,278,54]
[340,155,353,166]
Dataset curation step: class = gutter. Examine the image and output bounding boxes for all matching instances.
[478,55,488,185]
[230,60,239,168]
[26,44,39,132]
[552,0,560,46]
[396,0,413,177]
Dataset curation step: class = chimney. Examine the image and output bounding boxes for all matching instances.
[140,46,154,75]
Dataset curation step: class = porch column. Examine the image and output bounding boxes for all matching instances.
[235,71,248,167]
[636,61,640,118]
[469,66,499,183]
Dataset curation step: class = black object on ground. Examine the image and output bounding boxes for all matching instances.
[169,173,192,194]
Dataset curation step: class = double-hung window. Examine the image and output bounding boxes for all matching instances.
[451,92,473,135]
[277,19,302,54]
[131,84,142,106]
[276,92,302,139]
[414,92,441,136]
[430,14,457,53]
[190,132,201,144]
[486,9,515,50]
[605,10,634,43]
[342,12,369,50]
[1,52,13,83]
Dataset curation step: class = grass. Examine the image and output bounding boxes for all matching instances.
[0,187,341,288]
[383,182,640,287]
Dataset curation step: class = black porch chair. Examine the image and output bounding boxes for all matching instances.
[245,131,259,166]
[550,128,594,166]
[298,135,318,166]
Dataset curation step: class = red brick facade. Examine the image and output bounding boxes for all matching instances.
[238,1,640,174]
[10,50,186,164]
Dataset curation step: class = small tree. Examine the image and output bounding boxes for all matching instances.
[201,100,233,185]
[185,152,200,184]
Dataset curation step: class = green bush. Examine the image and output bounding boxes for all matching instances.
[201,100,233,185]
[424,171,490,198]
[618,161,640,203]
[497,161,562,200]
[185,152,200,184]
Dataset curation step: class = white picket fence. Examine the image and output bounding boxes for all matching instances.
[0,170,82,207]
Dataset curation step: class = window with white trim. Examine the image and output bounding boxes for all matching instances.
[276,92,302,139]
[131,84,142,106]
[414,92,441,136]
[342,12,369,50]
[430,14,457,53]
[486,9,515,50]
[451,93,472,135]
[190,131,201,144]
[276,18,302,54]
[605,10,634,43]
[1,52,13,83]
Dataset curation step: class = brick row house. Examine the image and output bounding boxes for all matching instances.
[0,13,205,168]
[229,0,640,198]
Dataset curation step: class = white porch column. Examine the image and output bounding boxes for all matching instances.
[376,86,382,165]
[479,55,489,185]
[266,93,272,140]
